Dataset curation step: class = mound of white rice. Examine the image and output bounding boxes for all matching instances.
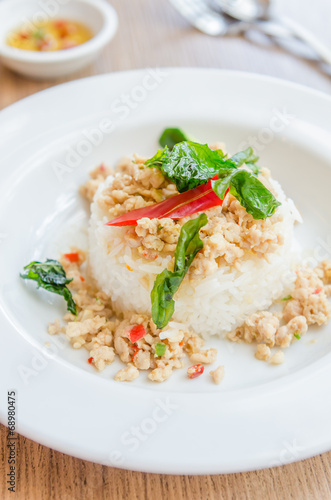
[88,175,301,338]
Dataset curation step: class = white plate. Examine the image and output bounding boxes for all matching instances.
[1,69,331,474]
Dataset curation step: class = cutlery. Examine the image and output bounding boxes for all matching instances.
[214,0,331,65]
[168,0,292,38]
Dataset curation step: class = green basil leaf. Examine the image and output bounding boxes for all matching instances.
[151,268,180,331]
[246,163,261,175]
[159,128,191,150]
[151,213,208,329]
[212,170,280,220]
[146,141,229,193]
[145,146,170,170]
[20,259,77,315]
[230,147,261,175]
[210,168,235,200]
[174,213,207,272]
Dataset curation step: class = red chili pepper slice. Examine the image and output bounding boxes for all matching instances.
[314,287,323,294]
[106,177,229,227]
[129,324,146,343]
[131,346,141,361]
[88,357,93,364]
[64,252,79,263]
[187,364,204,379]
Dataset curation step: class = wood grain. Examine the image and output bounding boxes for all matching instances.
[1,0,331,498]
[2,426,331,500]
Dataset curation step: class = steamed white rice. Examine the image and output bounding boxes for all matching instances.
[88,175,301,338]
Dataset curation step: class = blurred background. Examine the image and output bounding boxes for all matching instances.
[1,0,331,110]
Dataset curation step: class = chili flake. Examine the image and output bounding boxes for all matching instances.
[64,252,79,263]
[129,324,146,343]
[187,364,204,379]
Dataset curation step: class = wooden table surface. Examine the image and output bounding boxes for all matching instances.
[1,0,331,498]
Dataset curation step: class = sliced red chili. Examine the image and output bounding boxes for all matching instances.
[64,252,79,263]
[314,287,323,294]
[187,364,204,379]
[88,357,93,364]
[131,346,141,361]
[129,324,146,343]
[106,176,229,227]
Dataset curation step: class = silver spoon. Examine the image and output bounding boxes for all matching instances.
[214,0,331,65]
[169,0,296,39]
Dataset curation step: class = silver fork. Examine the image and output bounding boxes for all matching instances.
[168,0,294,38]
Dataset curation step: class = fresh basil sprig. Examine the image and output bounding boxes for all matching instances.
[146,141,229,193]
[159,127,191,150]
[20,259,77,315]
[212,169,280,220]
[147,133,279,220]
[159,127,261,174]
[151,213,207,329]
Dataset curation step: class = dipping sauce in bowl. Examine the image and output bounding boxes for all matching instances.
[7,19,93,51]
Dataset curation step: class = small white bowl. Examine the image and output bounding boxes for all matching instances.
[0,0,118,80]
